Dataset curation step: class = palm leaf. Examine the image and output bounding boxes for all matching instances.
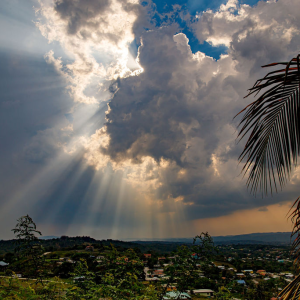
[278,275,300,300]
[289,197,300,266]
[237,54,300,195]
[238,54,300,299]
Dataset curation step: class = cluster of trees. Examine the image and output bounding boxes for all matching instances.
[0,236,184,256]
[1,215,219,299]
[1,215,288,299]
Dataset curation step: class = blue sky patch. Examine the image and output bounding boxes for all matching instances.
[146,0,266,59]
[151,0,265,15]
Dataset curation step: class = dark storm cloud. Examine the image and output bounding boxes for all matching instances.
[54,0,150,45]
[92,0,300,219]
[54,0,111,35]
[103,28,220,165]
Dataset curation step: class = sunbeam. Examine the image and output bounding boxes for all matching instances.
[2,0,300,241]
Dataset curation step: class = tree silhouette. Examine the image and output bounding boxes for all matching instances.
[12,214,45,284]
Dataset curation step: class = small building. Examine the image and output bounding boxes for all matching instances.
[243,269,253,273]
[237,280,246,285]
[257,270,266,276]
[153,269,165,277]
[144,254,151,259]
[163,292,191,299]
[192,289,215,297]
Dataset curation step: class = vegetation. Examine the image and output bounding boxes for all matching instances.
[0,215,296,299]
[11,215,46,284]
[0,237,188,256]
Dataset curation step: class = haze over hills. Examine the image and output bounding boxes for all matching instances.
[15,232,293,245]
[127,232,293,245]
[0,232,293,255]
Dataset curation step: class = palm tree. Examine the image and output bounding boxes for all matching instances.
[237,54,300,299]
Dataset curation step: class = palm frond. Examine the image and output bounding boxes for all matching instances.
[278,275,300,300]
[237,54,300,195]
[289,197,300,266]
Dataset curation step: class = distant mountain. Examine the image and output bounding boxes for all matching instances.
[129,232,293,245]
[213,232,292,244]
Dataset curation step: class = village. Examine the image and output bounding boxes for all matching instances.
[0,239,295,299]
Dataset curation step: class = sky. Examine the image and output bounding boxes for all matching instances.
[0,0,300,240]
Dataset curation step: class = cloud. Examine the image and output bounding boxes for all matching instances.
[79,29,247,218]
[192,0,300,69]
[54,0,111,35]
[82,0,300,219]
[2,0,300,239]
[22,126,74,163]
[35,0,148,104]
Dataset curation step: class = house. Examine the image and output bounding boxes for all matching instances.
[144,267,160,281]
[192,289,215,297]
[257,270,266,276]
[237,280,246,285]
[167,286,177,291]
[144,254,151,259]
[163,292,191,299]
[162,284,177,291]
[243,269,253,273]
[153,269,164,277]
[236,273,245,277]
